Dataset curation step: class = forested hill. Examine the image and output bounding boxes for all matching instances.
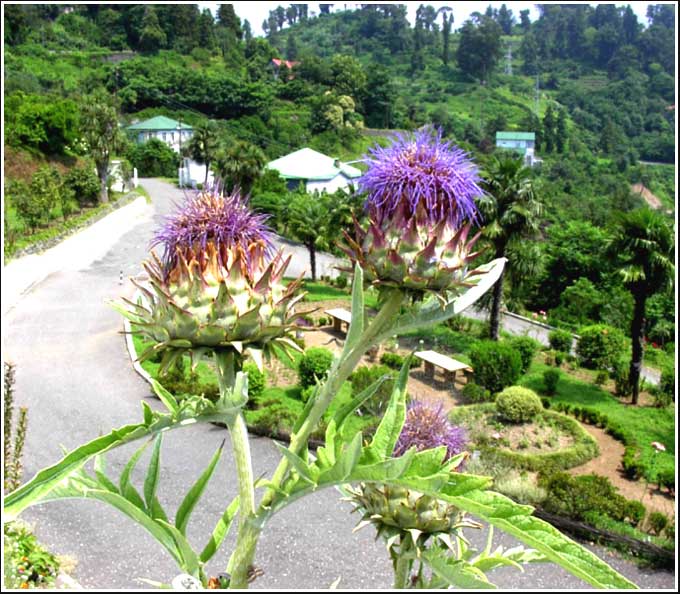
[2,3,675,354]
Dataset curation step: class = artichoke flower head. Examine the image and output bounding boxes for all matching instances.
[343,128,486,297]
[347,399,472,551]
[119,189,303,373]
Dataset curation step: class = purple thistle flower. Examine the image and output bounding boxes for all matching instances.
[151,188,274,276]
[394,399,467,462]
[359,127,483,229]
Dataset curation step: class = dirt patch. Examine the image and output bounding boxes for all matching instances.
[569,423,674,517]
[631,183,662,209]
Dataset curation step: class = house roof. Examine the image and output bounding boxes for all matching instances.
[496,131,535,141]
[266,148,362,181]
[127,116,193,131]
[271,58,300,69]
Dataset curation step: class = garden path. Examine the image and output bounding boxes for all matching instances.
[2,179,673,589]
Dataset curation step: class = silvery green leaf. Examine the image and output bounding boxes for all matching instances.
[120,439,151,509]
[151,379,179,415]
[274,442,318,485]
[344,263,365,350]
[422,552,497,589]
[144,433,163,512]
[157,520,201,576]
[318,432,363,483]
[199,496,239,563]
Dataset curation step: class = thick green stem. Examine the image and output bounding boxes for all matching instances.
[214,351,257,589]
[393,537,413,589]
[260,289,404,511]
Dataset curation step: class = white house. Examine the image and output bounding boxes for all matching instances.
[265,147,361,193]
[127,116,193,153]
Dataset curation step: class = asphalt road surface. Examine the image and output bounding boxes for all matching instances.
[3,179,674,589]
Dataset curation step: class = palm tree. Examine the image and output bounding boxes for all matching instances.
[213,140,266,194]
[479,155,542,340]
[185,121,219,186]
[611,208,674,405]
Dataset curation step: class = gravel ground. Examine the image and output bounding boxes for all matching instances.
[3,179,675,590]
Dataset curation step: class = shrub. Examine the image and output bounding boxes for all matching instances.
[64,165,100,207]
[127,138,179,178]
[349,364,396,416]
[540,472,628,522]
[507,336,540,373]
[469,341,522,394]
[243,362,266,403]
[251,399,297,434]
[379,353,420,371]
[300,385,316,403]
[624,500,646,527]
[656,467,675,493]
[576,324,626,370]
[594,370,608,386]
[657,364,675,406]
[665,519,675,540]
[495,386,543,423]
[549,329,573,353]
[462,382,493,403]
[611,359,632,398]
[554,351,565,367]
[334,274,348,289]
[648,512,668,536]
[297,347,334,388]
[543,369,560,395]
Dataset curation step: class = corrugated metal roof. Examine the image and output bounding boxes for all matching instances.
[127,116,193,131]
[265,148,362,181]
[496,131,535,141]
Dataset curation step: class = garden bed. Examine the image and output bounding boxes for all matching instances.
[450,403,599,472]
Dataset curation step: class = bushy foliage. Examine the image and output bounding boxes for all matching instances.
[461,382,493,403]
[656,365,675,407]
[469,341,522,394]
[297,347,334,389]
[507,336,540,374]
[63,165,100,208]
[543,369,560,396]
[243,362,266,403]
[495,386,543,424]
[549,329,574,354]
[648,512,669,536]
[576,324,626,370]
[349,364,396,416]
[127,138,179,178]
[379,353,419,371]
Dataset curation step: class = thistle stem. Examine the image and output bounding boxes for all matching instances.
[215,351,257,589]
[393,537,413,589]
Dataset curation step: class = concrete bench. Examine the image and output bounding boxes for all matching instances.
[325,308,352,333]
[414,350,474,383]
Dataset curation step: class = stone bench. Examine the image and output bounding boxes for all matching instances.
[414,350,474,383]
[325,308,352,333]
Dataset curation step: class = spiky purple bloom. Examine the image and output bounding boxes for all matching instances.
[394,399,467,462]
[359,127,483,229]
[151,188,274,277]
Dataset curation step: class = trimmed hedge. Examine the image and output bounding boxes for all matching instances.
[469,340,522,394]
[549,329,574,354]
[450,404,599,472]
[298,347,334,389]
[543,368,560,395]
[496,386,543,423]
[507,336,541,374]
[576,324,626,370]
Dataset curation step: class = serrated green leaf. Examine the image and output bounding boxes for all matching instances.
[93,454,119,494]
[3,422,149,520]
[274,442,317,485]
[319,432,363,484]
[144,433,163,512]
[141,401,154,426]
[199,496,239,563]
[344,263,365,349]
[423,552,496,589]
[157,520,200,576]
[176,441,225,535]
[366,358,410,459]
[447,489,638,589]
[120,440,151,510]
[150,379,179,415]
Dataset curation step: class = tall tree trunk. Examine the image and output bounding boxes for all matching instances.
[308,242,317,281]
[97,162,109,204]
[204,160,210,186]
[629,288,646,406]
[489,245,506,340]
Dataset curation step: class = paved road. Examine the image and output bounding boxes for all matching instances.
[3,179,674,589]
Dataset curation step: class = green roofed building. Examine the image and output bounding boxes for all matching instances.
[127,116,193,153]
[495,131,542,167]
[265,147,362,193]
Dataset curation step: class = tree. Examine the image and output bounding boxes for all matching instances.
[80,92,126,204]
[497,4,515,35]
[441,13,451,65]
[217,4,242,39]
[610,208,674,405]
[555,108,567,153]
[213,140,266,193]
[286,192,333,281]
[138,6,166,54]
[542,105,556,152]
[479,156,542,340]
[185,121,219,186]
[519,9,531,31]
[456,16,503,81]
[286,32,298,60]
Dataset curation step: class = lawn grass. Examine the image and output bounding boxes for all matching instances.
[520,362,675,480]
